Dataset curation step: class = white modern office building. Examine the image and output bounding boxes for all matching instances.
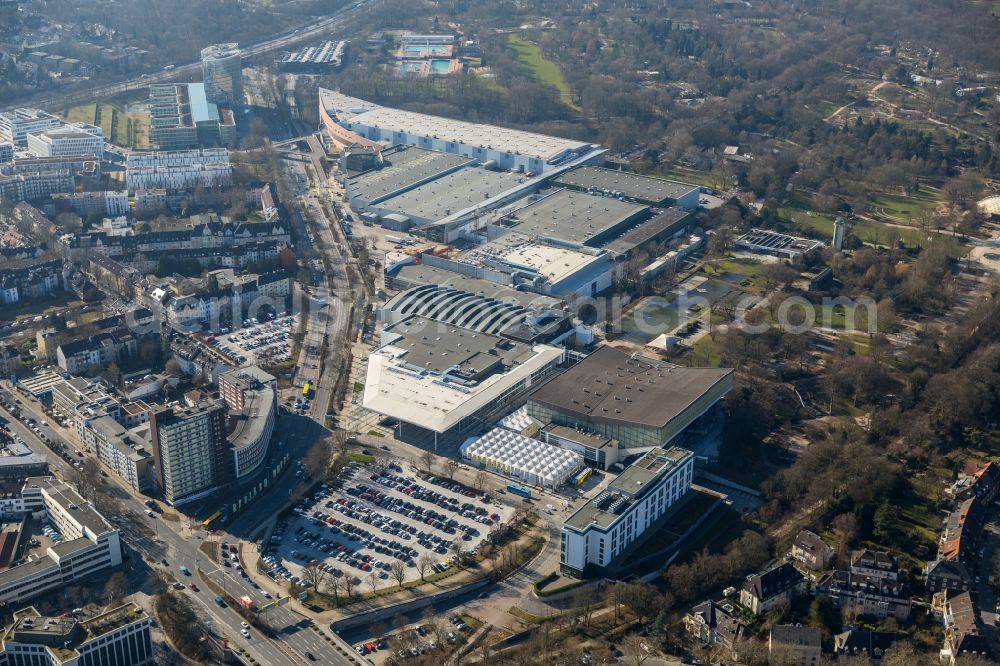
[0,477,123,606]
[559,447,693,577]
[26,129,103,159]
[0,108,62,147]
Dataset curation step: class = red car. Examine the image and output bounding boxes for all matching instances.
[188,583,198,591]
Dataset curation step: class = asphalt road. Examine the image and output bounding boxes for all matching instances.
[281,147,363,425]
[0,0,379,113]
[0,386,354,665]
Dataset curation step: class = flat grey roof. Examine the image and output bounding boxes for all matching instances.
[542,424,617,450]
[564,446,691,530]
[49,536,94,558]
[25,477,112,536]
[377,168,524,222]
[602,207,692,256]
[553,166,698,204]
[228,386,274,453]
[383,316,537,377]
[388,263,562,310]
[347,147,470,202]
[505,189,647,245]
[0,553,55,586]
[529,346,733,430]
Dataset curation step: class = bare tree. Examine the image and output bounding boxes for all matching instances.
[620,634,651,666]
[605,584,624,626]
[368,570,379,594]
[473,469,488,492]
[104,570,128,605]
[389,560,407,589]
[302,561,328,593]
[420,449,435,475]
[303,438,333,480]
[326,574,341,603]
[443,460,459,480]
[417,555,434,581]
[449,539,465,568]
[343,575,356,598]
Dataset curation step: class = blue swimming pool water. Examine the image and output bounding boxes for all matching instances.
[430,59,452,73]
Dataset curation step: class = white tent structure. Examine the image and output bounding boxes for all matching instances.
[461,427,583,488]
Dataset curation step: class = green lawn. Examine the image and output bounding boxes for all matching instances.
[659,166,719,190]
[60,103,96,126]
[59,100,145,147]
[868,187,941,221]
[688,334,722,367]
[507,35,575,106]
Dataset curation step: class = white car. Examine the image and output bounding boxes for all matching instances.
[241,628,251,638]
[241,621,250,628]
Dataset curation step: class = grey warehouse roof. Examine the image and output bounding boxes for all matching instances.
[554,166,698,204]
[347,146,471,203]
[505,189,648,245]
[376,168,525,222]
[529,346,733,430]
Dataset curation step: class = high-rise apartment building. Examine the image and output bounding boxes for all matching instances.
[201,43,243,108]
[149,402,228,505]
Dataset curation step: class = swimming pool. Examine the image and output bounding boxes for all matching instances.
[430,59,452,74]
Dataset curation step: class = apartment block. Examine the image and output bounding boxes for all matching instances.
[149,402,228,505]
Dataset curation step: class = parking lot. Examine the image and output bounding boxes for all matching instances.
[260,462,515,594]
[211,314,297,366]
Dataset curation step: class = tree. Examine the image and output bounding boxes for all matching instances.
[70,457,104,504]
[303,438,333,481]
[343,575,356,598]
[832,512,859,559]
[326,574,341,603]
[104,570,128,604]
[367,570,378,594]
[417,555,434,581]
[873,500,894,542]
[808,596,842,639]
[620,582,661,625]
[444,459,459,480]
[619,634,651,666]
[420,449,435,475]
[605,584,624,625]
[449,539,465,568]
[302,560,328,593]
[473,469,489,492]
[389,560,407,589]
